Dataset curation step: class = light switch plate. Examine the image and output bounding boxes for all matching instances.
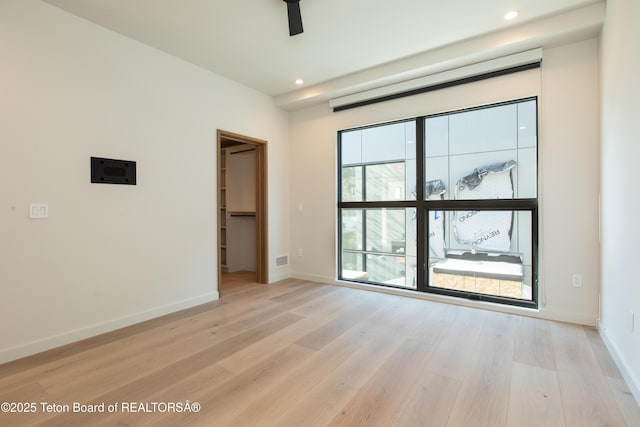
[30,203,48,219]
[572,274,582,288]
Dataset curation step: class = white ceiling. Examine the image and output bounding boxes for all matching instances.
[43,0,602,108]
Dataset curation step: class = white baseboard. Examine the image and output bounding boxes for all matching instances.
[269,266,291,283]
[290,272,597,326]
[598,323,640,406]
[290,271,334,284]
[0,291,219,365]
[535,309,598,327]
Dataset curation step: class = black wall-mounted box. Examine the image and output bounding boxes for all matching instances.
[91,157,136,185]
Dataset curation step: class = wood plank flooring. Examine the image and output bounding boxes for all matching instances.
[1,272,639,426]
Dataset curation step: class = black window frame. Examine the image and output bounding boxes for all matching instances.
[337,97,539,309]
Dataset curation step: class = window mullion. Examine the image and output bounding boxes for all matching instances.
[416,118,426,292]
[361,165,366,202]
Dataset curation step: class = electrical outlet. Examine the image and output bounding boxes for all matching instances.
[572,274,582,288]
[297,248,303,257]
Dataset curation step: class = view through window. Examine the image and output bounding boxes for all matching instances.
[338,98,538,307]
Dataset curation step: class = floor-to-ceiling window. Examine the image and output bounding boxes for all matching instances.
[338,98,538,308]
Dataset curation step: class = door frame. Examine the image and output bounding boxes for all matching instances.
[217,129,268,284]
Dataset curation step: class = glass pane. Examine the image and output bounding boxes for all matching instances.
[453,210,514,251]
[425,115,448,157]
[341,130,362,165]
[342,252,363,273]
[406,158,416,200]
[340,120,415,202]
[341,209,362,250]
[450,153,518,200]
[425,99,537,200]
[339,209,415,289]
[342,166,362,202]
[366,254,407,285]
[366,209,405,254]
[404,121,417,160]
[405,255,417,289]
[427,208,446,263]
[362,122,407,163]
[518,100,537,148]
[427,210,533,301]
[366,162,405,201]
[449,104,517,155]
[406,208,417,257]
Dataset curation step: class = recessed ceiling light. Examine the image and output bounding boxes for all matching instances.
[504,10,518,20]
[295,79,304,85]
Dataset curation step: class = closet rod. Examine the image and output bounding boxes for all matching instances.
[230,211,256,217]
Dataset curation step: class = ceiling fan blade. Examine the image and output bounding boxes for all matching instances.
[285,1,303,36]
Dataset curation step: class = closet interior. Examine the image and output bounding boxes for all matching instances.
[219,141,257,276]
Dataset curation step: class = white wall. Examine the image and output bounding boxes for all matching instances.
[599,0,640,402]
[0,0,290,363]
[539,39,600,325]
[290,38,600,326]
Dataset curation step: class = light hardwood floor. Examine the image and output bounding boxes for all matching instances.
[1,273,639,426]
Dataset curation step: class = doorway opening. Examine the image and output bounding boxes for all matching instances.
[217,130,268,294]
